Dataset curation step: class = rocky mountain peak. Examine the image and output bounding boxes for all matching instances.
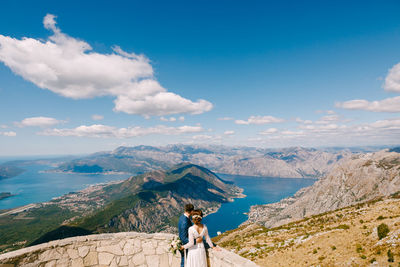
[245,149,400,228]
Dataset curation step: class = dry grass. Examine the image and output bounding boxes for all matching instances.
[214,196,400,266]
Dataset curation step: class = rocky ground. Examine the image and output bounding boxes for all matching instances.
[214,195,400,266]
[246,150,400,228]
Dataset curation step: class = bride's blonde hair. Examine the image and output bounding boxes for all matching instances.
[192,209,203,223]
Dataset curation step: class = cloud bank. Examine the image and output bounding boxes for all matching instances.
[254,116,400,147]
[0,14,212,117]
[39,124,204,138]
[336,96,400,113]
[235,115,284,125]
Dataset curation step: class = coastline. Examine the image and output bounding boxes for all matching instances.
[40,170,131,175]
[204,185,247,220]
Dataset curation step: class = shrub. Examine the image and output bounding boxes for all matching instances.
[387,249,394,262]
[336,224,350,230]
[331,246,336,250]
[360,255,367,259]
[391,191,400,199]
[313,249,318,254]
[377,215,386,220]
[377,223,390,240]
[370,258,376,263]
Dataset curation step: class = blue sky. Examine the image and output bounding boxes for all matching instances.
[1,0,400,155]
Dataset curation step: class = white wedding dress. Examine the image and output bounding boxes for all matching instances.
[183,224,214,267]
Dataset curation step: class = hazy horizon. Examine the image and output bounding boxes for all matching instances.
[0,143,397,157]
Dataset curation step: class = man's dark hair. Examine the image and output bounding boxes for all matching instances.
[184,204,194,212]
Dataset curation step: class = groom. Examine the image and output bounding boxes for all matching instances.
[178,203,203,267]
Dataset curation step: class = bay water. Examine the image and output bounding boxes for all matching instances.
[203,174,316,237]
[0,162,130,210]
[0,160,315,236]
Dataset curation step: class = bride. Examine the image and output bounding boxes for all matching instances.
[181,209,221,267]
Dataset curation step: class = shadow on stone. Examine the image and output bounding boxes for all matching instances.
[29,225,92,246]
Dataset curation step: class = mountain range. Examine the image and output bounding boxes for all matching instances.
[245,148,400,228]
[51,145,353,178]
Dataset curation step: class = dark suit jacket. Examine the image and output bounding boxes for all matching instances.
[178,214,192,245]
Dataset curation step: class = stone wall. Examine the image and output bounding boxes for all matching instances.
[0,232,258,267]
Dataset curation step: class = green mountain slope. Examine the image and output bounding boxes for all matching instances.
[75,163,242,233]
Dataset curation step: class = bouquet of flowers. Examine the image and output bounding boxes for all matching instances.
[169,236,183,255]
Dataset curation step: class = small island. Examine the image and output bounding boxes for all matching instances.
[0,192,14,200]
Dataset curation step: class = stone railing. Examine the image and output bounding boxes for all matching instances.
[0,232,258,267]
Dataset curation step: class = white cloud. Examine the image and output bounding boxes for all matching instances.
[315,115,340,124]
[223,130,235,135]
[160,116,177,122]
[315,124,343,131]
[384,62,400,92]
[248,137,263,142]
[192,134,213,140]
[281,130,305,135]
[0,131,16,137]
[316,110,336,115]
[259,128,278,135]
[0,14,212,117]
[298,122,346,134]
[256,117,400,147]
[336,96,400,113]
[235,115,284,125]
[16,116,64,127]
[370,118,400,129]
[92,114,104,121]
[242,111,400,147]
[160,116,184,122]
[39,124,204,138]
[297,114,348,126]
[295,118,312,124]
[0,124,8,129]
[218,117,233,121]
[114,91,212,116]
[298,124,316,130]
